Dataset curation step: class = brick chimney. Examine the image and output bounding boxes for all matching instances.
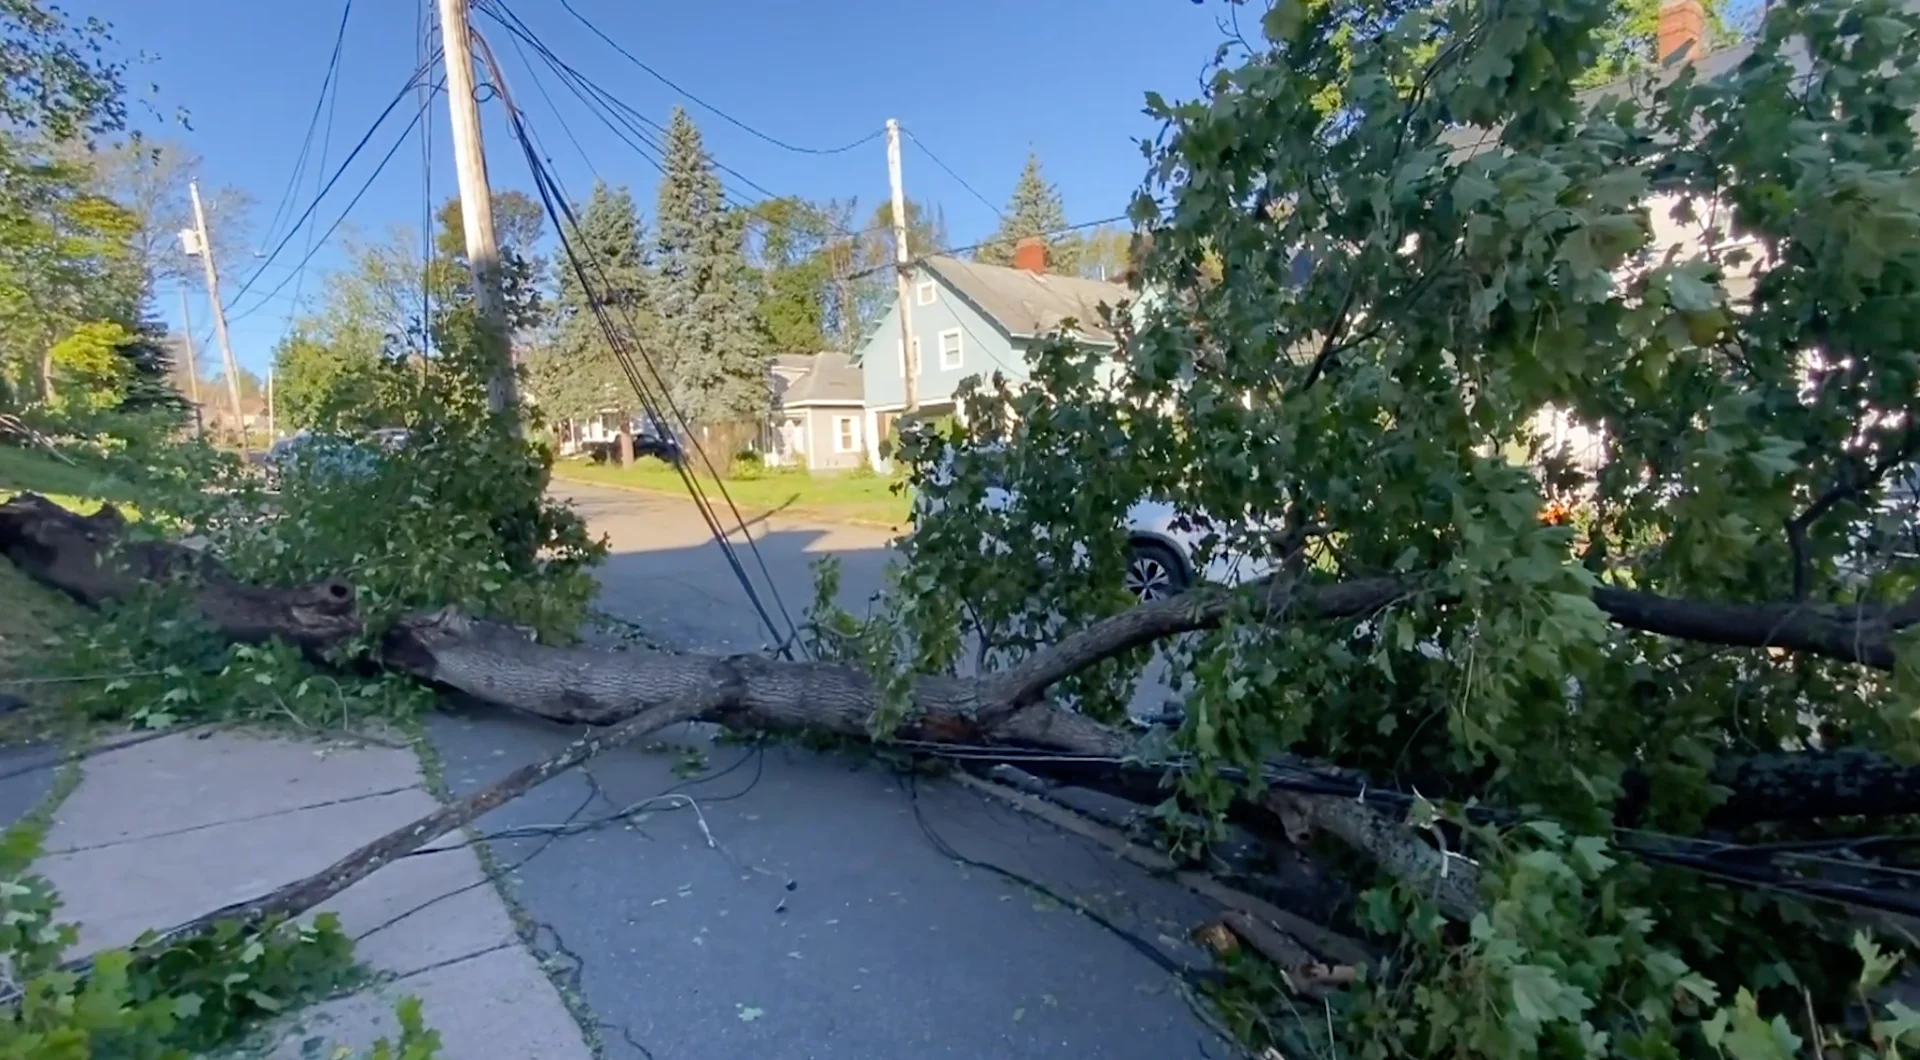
[1013,236,1048,274]
[1657,0,1709,64]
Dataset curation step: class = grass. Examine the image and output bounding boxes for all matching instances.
[552,456,915,528]
[0,442,141,514]
[0,559,87,743]
[0,442,147,742]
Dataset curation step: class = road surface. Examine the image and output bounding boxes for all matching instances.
[413,481,1225,1059]
[558,481,898,655]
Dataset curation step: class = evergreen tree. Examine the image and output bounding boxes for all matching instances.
[115,315,188,415]
[976,152,1080,273]
[531,181,651,463]
[653,107,767,427]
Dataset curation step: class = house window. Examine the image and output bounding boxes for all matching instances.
[915,279,937,305]
[938,328,963,371]
[834,415,861,453]
[896,337,922,377]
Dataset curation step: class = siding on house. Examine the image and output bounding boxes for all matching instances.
[857,255,1133,413]
[805,407,868,471]
[856,277,1031,412]
[770,351,867,471]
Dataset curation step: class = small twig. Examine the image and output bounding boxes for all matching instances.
[31,688,723,990]
[951,771,1371,969]
[0,670,164,687]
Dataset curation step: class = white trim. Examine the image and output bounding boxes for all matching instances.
[865,408,886,471]
[937,328,963,371]
[863,399,960,415]
[832,415,862,453]
[915,279,937,305]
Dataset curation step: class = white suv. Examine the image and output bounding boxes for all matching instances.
[915,446,1273,603]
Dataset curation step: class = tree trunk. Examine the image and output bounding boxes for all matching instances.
[37,347,56,405]
[6,490,1919,932]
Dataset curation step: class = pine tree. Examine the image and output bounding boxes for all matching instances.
[653,107,767,429]
[533,181,651,463]
[977,152,1080,273]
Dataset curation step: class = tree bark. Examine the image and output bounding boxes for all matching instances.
[5,489,1918,938]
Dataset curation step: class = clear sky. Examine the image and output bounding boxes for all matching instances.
[84,0,1243,376]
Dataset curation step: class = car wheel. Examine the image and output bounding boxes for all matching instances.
[1124,540,1190,603]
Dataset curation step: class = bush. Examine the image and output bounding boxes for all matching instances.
[0,820,366,1057]
[729,448,764,480]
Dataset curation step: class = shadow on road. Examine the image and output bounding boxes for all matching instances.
[460,482,1228,1056]
[428,704,1229,1060]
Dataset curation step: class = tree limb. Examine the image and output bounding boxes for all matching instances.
[1785,431,1920,601]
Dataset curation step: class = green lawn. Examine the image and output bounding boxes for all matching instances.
[0,443,141,514]
[552,457,915,528]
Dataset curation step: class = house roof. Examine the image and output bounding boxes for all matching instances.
[1438,41,1754,162]
[920,256,1132,344]
[779,351,864,407]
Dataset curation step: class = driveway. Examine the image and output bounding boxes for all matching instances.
[410,480,1227,1058]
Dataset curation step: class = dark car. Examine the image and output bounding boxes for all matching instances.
[584,426,681,465]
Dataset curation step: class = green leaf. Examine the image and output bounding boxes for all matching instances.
[1666,271,1721,313]
[245,988,285,1012]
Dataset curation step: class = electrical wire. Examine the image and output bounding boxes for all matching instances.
[417,0,436,353]
[500,96,807,658]
[227,81,445,327]
[841,214,1133,283]
[277,10,351,331]
[222,51,442,316]
[477,0,885,246]
[550,0,885,156]
[901,126,1007,219]
[901,740,1920,919]
[257,0,354,253]
[905,771,1211,985]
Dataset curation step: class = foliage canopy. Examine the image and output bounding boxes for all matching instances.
[863,0,1920,1051]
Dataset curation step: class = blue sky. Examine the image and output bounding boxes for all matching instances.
[85,0,1241,376]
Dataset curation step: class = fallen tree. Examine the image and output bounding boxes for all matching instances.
[7,489,1918,941]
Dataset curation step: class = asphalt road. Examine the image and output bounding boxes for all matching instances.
[421,481,1226,1059]
[558,481,898,655]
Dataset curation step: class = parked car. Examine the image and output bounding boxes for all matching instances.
[915,444,1273,603]
[264,429,408,490]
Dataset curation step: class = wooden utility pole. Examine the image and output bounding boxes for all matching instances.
[436,0,518,421]
[266,367,276,442]
[886,119,918,413]
[187,181,245,440]
[175,284,205,437]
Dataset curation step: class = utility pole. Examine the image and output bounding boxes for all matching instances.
[186,182,245,442]
[266,367,275,441]
[175,284,205,437]
[436,0,518,421]
[886,119,918,413]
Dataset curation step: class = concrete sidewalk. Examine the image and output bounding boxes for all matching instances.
[24,727,592,1059]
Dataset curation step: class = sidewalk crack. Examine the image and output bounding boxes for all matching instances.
[43,784,423,855]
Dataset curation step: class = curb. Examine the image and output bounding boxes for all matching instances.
[549,470,909,534]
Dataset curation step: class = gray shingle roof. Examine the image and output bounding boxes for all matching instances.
[779,351,864,407]
[1438,42,1755,163]
[921,256,1132,344]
